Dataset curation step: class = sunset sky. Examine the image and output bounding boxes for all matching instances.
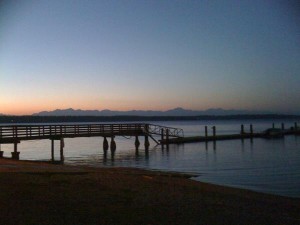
[1,0,299,115]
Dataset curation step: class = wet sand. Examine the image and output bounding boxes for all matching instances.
[0,159,299,225]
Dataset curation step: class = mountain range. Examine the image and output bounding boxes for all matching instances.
[31,107,271,116]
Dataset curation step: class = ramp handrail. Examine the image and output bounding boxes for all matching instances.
[146,124,184,138]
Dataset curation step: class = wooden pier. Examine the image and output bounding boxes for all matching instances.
[1,122,299,161]
[0,123,183,160]
[161,123,300,144]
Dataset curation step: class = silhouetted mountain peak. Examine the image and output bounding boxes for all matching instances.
[31,107,271,116]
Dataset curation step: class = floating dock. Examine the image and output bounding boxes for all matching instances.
[160,123,300,144]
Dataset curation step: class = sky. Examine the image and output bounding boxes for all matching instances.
[0,0,299,115]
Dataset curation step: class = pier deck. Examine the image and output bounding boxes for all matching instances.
[0,123,184,160]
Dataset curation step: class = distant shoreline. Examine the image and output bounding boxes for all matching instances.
[1,114,300,123]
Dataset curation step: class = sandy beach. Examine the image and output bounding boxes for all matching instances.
[0,158,299,225]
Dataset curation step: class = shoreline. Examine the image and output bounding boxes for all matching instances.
[0,158,299,224]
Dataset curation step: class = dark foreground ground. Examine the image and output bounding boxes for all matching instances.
[0,159,299,225]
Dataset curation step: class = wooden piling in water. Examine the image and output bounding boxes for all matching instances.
[295,122,298,130]
[110,136,116,151]
[11,142,20,160]
[60,138,64,162]
[250,124,253,135]
[103,137,109,151]
[51,139,55,162]
[166,129,169,144]
[135,136,140,149]
[241,124,244,134]
[161,128,164,143]
[212,126,216,137]
[0,144,3,158]
[144,135,150,149]
[281,123,285,130]
[205,126,208,138]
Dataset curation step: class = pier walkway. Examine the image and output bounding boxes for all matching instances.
[0,123,184,160]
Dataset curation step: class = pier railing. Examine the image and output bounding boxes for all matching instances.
[0,123,184,143]
[147,124,184,138]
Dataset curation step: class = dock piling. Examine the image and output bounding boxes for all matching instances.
[144,135,150,150]
[166,129,169,145]
[205,126,208,138]
[250,124,253,135]
[241,125,244,134]
[110,136,116,151]
[11,142,20,160]
[135,136,140,150]
[60,138,64,162]
[103,137,109,151]
[51,139,55,162]
[295,122,298,130]
[212,126,216,138]
[281,123,285,130]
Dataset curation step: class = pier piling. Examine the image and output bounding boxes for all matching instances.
[241,125,244,134]
[295,122,298,130]
[144,135,150,150]
[11,142,20,160]
[135,136,140,150]
[212,126,216,138]
[110,136,116,151]
[281,123,285,130]
[103,137,109,151]
[51,139,55,162]
[60,138,64,162]
[205,126,208,138]
[250,124,253,135]
[166,129,170,145]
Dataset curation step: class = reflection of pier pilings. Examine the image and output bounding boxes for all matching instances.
[103,149,108,163]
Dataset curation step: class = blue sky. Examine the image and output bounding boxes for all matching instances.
[0,0,299,115]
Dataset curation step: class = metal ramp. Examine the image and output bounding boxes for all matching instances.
[143,124,184,144]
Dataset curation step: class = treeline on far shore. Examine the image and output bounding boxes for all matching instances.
[0,114,300,123]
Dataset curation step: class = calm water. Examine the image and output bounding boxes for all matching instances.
[1,119,299,198]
